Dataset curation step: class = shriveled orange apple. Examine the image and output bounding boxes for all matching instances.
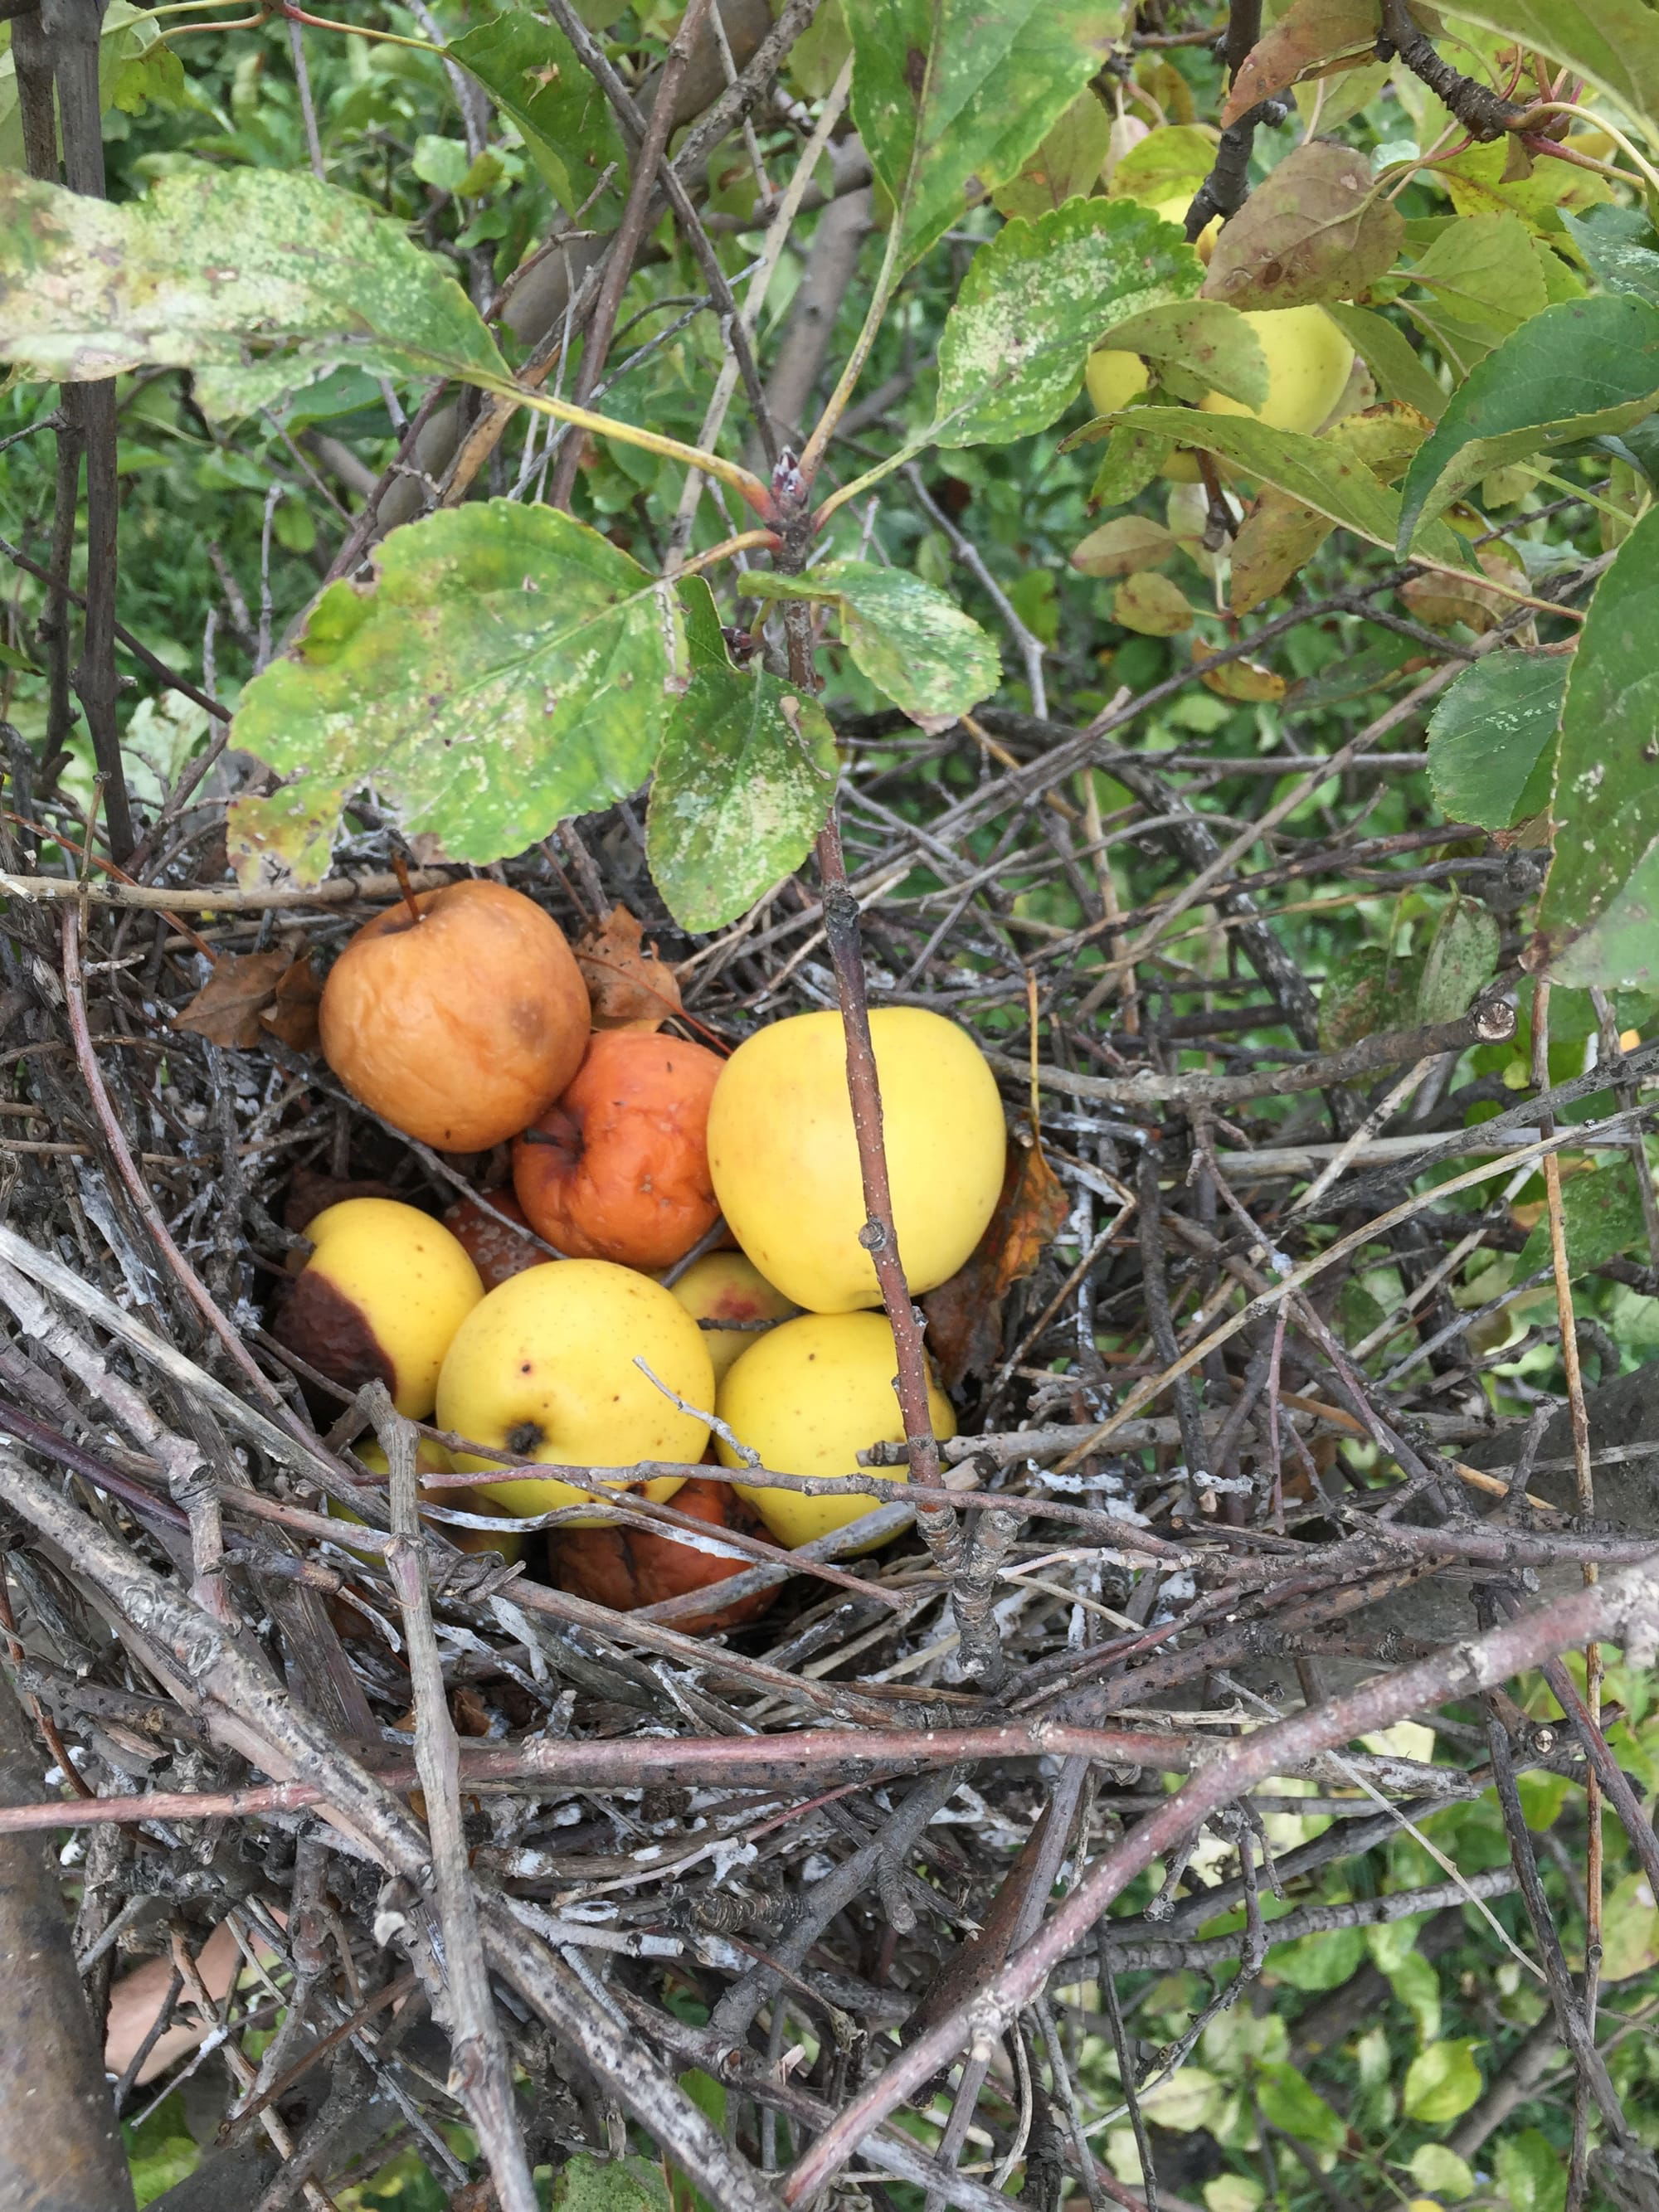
[549,1475,775,1634]
[513,1029,724,1271]
[319,881,590,1152]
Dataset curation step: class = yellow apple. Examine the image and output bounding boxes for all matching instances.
[1085,346,1151,418]
[1086,305,1354,484]
[435,1259,711,1519]
[1151,191,1219,260]
[273,1197,483,1419]
[715,1310,956,1549]
[1199,306,1354,436]
[705,1008,1005,1314]
[668,1252,797,1382]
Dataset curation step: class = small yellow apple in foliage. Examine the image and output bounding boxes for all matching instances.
[669,1252,797,1382]
[1199,306,1355,436]
[1085,306,1354,480]
[715,1310,956,1550]
[706,1008,1005,1314]
[435,1259,712,1519]
[1151,191,1219,260]
[274,1197,484,1419]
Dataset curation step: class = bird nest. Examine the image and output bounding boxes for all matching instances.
[0,701,1650,2211]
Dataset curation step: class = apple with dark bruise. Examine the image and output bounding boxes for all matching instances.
[272,1196,483,1417]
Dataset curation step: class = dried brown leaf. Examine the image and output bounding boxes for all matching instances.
[173,947,294,1049]
[575,904,684,1031]
[260,951,323,1053]
[1223,0,1380,124]
[923,1143,1069,1389]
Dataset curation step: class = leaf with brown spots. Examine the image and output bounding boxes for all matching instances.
[1202,140,1404,310]
[575,904,684,1031]
[1222,0,1380,125]
[923,1142,1069,1388]
[173,948,294,1048]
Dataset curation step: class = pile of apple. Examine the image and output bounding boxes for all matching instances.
[275,881,1007,1631]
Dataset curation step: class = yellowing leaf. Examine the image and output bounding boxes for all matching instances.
[1223,0,1379,122]
[1403,2040,1482,2124]
[1194,644,1286,700]
[923,1141,1069,1388]
[1114,571,1194,634]
[1229,487,1333,613]
[1072,515,1177,577]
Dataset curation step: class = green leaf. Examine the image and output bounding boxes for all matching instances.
[1069,406,1470,568]
[1516,1162,1650,1282]
[1432,0,1659,138]
[1425,651,1565,831]
[743,562,999,720]
[1254,2062,1346,2151]
[1319,943,1424,1050]
[550,2154,672,2212]
[1088,421,1173,504]
[1396,296,1659,551]
[1547,837,1659,991]
[1494,2127,1569,2212]
[0,165,508,419]
[1202,141,1404,311]
[1538,503,1659,984]
[991,87,1113,220]
[648,664,839,931]
[1560,204,1659,305]
[110,40,187,116]
[1595,1866,1658,1978]
[1324,302,1447,422]
[413,134,474,194]
[1408,212,1549,342]
[1110,124,1215,204]
[0,0,163,163]
[1099,300,1269,409]
[1403,2039,1482,2125]
[935,197,1202,445]
[1384,1947,1443,2047]
[845,0,1117,273]
[449,7,628,217]
[226,502,685,887]
[1417,896,1500,1023]
[1410,2143,1476,2200]
[1268,1924,1365,1991]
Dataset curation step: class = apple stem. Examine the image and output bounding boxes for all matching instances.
[389,848,425,930]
